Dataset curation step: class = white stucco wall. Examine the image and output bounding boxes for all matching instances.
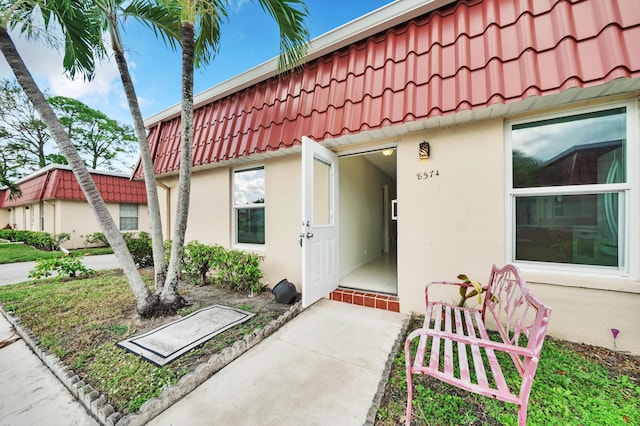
[182,168,231,246]
[396,119,506,312]
[4,200,149,249]
[57,200,150,249]
[0,209,9,229]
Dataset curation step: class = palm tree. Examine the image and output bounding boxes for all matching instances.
[90,0,309,311]
[93,0,181,294]
[159,0,310,308]
[0,0,158,315]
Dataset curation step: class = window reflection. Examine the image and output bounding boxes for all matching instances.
[233,167,265,205]
[513,108,626,188]
[233,166,265,245]
[515,194,619,266]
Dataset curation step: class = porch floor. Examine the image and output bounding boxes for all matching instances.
[339,252,397,294]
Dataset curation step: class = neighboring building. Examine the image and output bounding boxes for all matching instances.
[139,0,640,353]
[0,165,149,249]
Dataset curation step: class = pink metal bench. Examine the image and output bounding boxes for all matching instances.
[404,264,551,425]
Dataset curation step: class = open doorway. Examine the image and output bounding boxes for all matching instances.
[338,148,397,295]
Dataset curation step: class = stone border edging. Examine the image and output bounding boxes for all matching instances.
[0,301,303,426]
[365,313,411,425]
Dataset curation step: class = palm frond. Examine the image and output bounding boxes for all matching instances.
[190,0,228,68]
[54,1,106,80]
[255,0,309,73]
[122,0,182,51]
[1,0,105,80]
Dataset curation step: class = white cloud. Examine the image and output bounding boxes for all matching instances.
[48,58,120,98]
[229,0,251,14]
[1,28,138,125]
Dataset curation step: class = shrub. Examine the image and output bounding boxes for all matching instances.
[178,241,264,293]
[122,232,153,267]
[0,228,15,240]
[83,232,109,248]
[182,241,212,285]
[29,256,95,280]
[0,229,69,251]
[211,247,264,294]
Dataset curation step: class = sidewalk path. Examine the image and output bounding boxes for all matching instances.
[0,254,120,286]
[0,314,98,426]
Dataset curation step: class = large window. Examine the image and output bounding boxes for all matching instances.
[119,203,139,231]
[233,166,265,246]
[508,104,634,270]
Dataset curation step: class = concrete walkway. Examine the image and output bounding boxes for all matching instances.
[0,314,98,426]
[0,254,120,286]
[148,299,407,426]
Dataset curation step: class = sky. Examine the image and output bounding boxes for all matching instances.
[0,0,393,129]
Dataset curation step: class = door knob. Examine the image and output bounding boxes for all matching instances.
[306,232,314,238]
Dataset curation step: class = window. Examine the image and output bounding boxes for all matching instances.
[120,203,138,231]
[233,166,265,245]
[507,103,635,271]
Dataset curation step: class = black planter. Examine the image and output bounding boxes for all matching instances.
[272,279,297,304]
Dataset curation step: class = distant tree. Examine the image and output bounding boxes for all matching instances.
[0,79,52,171]
[48,96,137,170]
[512,149,543,188]
[0,146,21,198]
[44,152,68,165]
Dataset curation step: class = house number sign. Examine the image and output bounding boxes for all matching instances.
[417,170,440,181]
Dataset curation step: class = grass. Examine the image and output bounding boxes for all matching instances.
[376,316,640,425]
[0,243,113,264]
[0,272,285,414]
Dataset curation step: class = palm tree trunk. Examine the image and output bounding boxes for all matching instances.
[110,29,167,291]
[0,27,158,316]
[161,21,194,307]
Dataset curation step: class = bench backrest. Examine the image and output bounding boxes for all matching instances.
[481,264,552,376]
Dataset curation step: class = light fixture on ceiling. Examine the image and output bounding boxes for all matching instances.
[382,149,394,157]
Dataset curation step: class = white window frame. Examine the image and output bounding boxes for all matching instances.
[119,203,139,231]
[505,100,638,278]
[232,164,265,250]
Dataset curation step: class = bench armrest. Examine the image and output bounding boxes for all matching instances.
[405,327,534,359]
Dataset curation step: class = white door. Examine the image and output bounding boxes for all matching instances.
[301,136,339,307]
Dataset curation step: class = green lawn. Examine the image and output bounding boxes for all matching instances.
[0,243,112,264]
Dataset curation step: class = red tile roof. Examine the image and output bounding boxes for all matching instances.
[0,167,147,207]
[139,0,640,177]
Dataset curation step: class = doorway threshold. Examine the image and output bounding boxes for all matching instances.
[329,288,399,312]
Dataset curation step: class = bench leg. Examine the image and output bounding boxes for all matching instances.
[405,370,413,426]
[518,403,528,426]
[405,344,414,426]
